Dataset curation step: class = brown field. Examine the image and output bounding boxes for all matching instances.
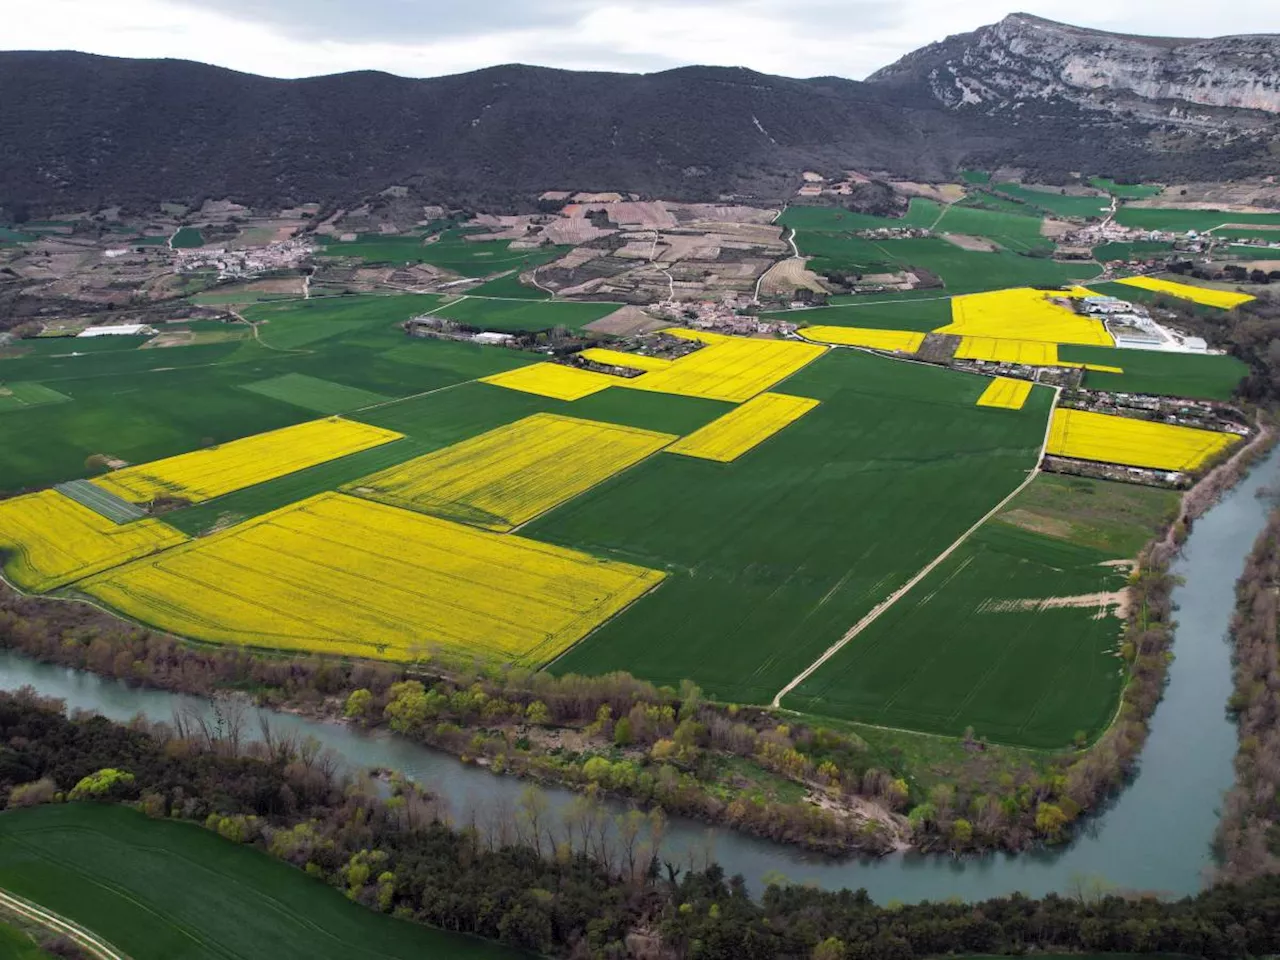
[583,305,667,335]
[892,181,967,204]
[758,258,828,296]
[942,233,999,252]
[1040,218,1075,238]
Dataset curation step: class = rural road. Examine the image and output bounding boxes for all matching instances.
[0,887,128,960]
[770,385,1062,708]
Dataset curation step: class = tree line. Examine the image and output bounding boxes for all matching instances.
[6,691,1280,958]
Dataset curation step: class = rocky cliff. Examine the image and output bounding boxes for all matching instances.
[870,14,1280,123]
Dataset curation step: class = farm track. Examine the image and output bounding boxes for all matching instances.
[0,886,128,960]
[770,384,1061,708]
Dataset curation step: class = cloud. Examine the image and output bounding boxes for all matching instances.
[4,0,1279,81]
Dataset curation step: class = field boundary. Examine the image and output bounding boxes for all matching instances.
[770,385,1061,708]
[0,886,128,960]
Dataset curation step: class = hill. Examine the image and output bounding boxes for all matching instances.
[1,16,1278,211]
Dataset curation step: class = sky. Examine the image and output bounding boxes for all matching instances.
[4,0,1279,81]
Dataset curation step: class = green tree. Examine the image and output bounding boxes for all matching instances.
[813,937,846,960]
[613,716,634,746]
[526,700,551,724]
[344,688,373,719]
[69,768,135,801]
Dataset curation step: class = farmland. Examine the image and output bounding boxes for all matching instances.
[1046,408,1240,471]
[665,392,819,462]
[91,418,403,504]
[0,804,522,960]
[83,492,664,665]
[1088,177,1162,200]
[535,349,1056,710]
[990,183,1110,219]
[797,326,925,351]
[1059,345,1248,400]
[343,413,675,531]
[1114,275,1254,309]
[426,296,620,331]
[1114,207,1280,235]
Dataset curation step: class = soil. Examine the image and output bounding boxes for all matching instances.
[942,233,999,252]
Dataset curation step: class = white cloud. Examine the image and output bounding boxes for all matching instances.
[3,0,1279,80]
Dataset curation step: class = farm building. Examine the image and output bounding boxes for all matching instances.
[77,324,156,338]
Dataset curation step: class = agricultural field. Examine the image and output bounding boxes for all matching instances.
[937,287,1111,345]
[782,522,1128,746]
[1114,275,1254,309]
[482,363,622,400]
[1059,345,1248,400]
[1092,240,1175,261]
[954,337,1060,365]
[666,392,819,462]
[91,418,403,504]
[240,373,390,413]
[0,804,522,960]
[1088,177,1162,200]
[320,229,569,279]
[762,296,954,332]
[426,296,620,332]
[535,349,1056,710]
[0,383,70,413]
[990,184,1110,219]
[1046,408,1240,471]
[579,348,674,372]
[975,377,1032,410]
[932,203,1053,252]
[344,413,674,531]
[0,490,185,593]
[1114,207,1280,235]
[618,332,825,402]
[83,492,665,665]
[796,326,924,352]
[169,226,204,248]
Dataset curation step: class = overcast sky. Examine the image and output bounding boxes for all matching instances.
[6,0,1279,80]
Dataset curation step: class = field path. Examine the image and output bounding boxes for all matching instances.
[0,887,129,960]
[770,384,1061,708]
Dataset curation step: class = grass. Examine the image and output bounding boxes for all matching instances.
[0,804,524,960]
[1088,177,1162,200]
[932,204,1051,253]
[427,296,620,332]
[1115,208,1280,234]
[960,170,992,185]
[240,372,390,414]
[1058,345,1249,400]
[465,271,552,299]
[536,349,1054,709]
[783,522,1129,747]
[0,383,71,414]
[320,229,568,279]
[169,227,204,248]
[992,183,1110,219]
[996,473,1179,557]
[0,921,48,960]
[1093,241,1176,261]
[241,294,444,350]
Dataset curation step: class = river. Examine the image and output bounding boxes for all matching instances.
[3,447,1275,903]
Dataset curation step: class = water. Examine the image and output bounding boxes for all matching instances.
[3,448,1276,903]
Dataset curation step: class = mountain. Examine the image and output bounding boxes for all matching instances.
[870,14,1280,132]
[1,18,1277,213]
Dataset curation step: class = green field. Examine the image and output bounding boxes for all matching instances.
[778,201,938,234]
[1115,208,1280,235]
[1088,178,1163,200]
[1093,241,1176,261]
[240,372,390,413]
[320,229,569,278]
[0,383,71,414]
[932,203,1051,252]
[0,297,546,494]
[465,271,552,299]
[784,522,1127,746]
[0,804,523,960]
[960,170,991,185]
[0,922,48,960]
[992,183,1110,219]
[169,227,204,248]
[785,474,1177,744]
[537,350,1054,710]
[427,296,620,331]
[1059,345,1249,400]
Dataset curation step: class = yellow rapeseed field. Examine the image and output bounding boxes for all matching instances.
[954,337,1059,366]
[91,418,402,504]
[1046,408,1240,471]
[1115,276,1255,309]
[82,492,665,665]
[975,377,1033,410]
[0,490,186,593]
[481,363,622,401]
[666,393,820,462]
[621,331,825,402]
[796,326,925,353]
[344,413,675,531]
[935,287,1114,346]
[579,348,675,371]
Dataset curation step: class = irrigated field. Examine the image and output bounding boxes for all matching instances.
[1115,207,1280,235]
[481,363,623,400]
[1058,345,1248,400]
[1114,276,1254,309]
[344,413,675,531]
[1047,408,1240,471]
[91,418,403,504]
[427,296,619,331]
[619,332,825,402]
[975,377,1032,410]
[991,183,1110,219]
[0,804,523,960]
[534,349,1055,710]
[0,490,185,593]
[797,326,925,352]
[83,493,664,665]
[937,287,1111,345]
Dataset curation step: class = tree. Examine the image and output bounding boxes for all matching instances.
[813,936,846,960]
[613,716,634,747]
[525,700,551,724]
[69,768,135,801]
[344,688,373,719]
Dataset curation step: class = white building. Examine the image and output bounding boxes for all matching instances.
[77,324,155,338]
